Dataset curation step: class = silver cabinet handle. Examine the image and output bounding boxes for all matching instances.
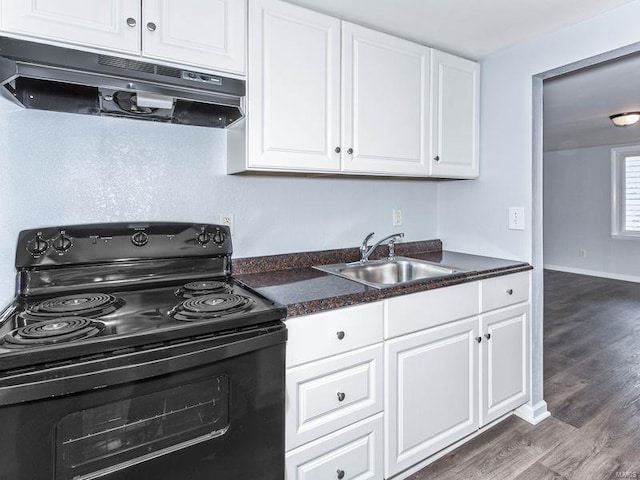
[506,289,513,295]
[337,470,345,480]
[126,17,137,27]
[147,22,157,32]
[335,146,341,153]
[336,331,345,340]
[485,333,491,340]
[347,148,354,155]
[434,155,440,161]
[476,336,482,343]
[337,392,346,402]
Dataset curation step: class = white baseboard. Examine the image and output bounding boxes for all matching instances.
[514,401,551,425]
[544,264,640,284]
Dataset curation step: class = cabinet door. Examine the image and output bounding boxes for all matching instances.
[247,0,341,172]
[430,49,479,178]
[142,0,245,74]
[0,0,140,53]
[385,317,479,478]
[480,304,529,425]
[341,23,430,175]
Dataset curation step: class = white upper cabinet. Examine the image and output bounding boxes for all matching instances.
[235,0,480,178]
[0,0,141,53]
[0,0,246,74]
[142,0,245,73]
[245,0,341,171]
[430,49,480,178]
[342,23,430,175]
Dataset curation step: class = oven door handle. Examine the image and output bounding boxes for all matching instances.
[0,324,286,406]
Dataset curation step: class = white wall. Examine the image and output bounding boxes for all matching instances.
[0,98,438,303]
[437,0,640,420]
[544,144,640,279]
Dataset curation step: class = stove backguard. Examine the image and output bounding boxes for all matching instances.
[14,223,232,297]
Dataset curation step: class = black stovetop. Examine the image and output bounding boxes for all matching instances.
[0,277,285,371]
[0,222,287,372]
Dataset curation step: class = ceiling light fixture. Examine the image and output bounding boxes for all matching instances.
[610,112,640,127]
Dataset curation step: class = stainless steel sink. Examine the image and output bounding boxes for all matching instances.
[313,257,466,289]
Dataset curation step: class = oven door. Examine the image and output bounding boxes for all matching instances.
[0,323,286,480]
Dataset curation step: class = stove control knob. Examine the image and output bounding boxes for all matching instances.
[212,230,226,245]
[197,231,212,246]
[52,233,73,253]
[131,231,149,247]
[27,234,49,257]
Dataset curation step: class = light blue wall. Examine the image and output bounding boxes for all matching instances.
[0,96,438,303]
[544,144,640,278]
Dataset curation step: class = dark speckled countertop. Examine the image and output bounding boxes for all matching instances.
[233,240,532,317]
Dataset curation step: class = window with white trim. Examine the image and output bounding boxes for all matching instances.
[611,146,640,238]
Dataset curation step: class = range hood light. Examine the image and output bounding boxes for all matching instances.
[134,92,174,109]
[610,112,640,127]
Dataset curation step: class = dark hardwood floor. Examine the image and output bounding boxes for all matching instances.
[407,270,640,479]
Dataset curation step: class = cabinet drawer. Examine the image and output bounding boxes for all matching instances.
[286,302,384,367]
[286,344,383,450]
[384,281,479,338]
[286,414,383,480]
[480,272,529,312]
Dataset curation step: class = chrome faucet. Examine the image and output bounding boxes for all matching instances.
[359,232,405,262]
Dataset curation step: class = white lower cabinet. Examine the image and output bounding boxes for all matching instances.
[285,303,385,480]
[285,272,531,480]
[481,304,529,425]
[385,317,479,478]
[286,414,384,480]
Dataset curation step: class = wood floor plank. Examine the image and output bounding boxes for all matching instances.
[514,462,567,480]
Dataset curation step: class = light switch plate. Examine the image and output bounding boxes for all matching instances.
[509,207,525,230]
[392,209,402,227]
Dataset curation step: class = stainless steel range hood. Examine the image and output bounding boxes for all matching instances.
[0,36,245,128]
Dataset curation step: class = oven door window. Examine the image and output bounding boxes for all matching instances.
[55,376,229,480]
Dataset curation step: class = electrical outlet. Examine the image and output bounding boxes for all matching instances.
[220,213,234,235]
[578,249,587,258]
[508,207,525,230]
[392,209,402,227]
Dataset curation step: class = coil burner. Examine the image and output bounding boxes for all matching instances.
[2,317,105,347]
[170,294,255,321]
[20,293,122,322]
[175,280,231,298]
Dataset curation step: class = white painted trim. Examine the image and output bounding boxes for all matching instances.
[611,145,640,238]
[388,411,514,480]
[544,264,640,284]
[514,400,551,425]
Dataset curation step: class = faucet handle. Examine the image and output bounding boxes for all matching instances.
[388,239,397,261]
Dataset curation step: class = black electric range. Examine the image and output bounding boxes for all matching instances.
[0,222,287,480]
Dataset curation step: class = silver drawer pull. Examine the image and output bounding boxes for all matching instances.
[506,289,514,295]
[337,392,346,402]
[337,470,345,480]
[336,331,345,340]
[126,17,137,27]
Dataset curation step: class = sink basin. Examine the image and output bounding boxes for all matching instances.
[313,257,466,289]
